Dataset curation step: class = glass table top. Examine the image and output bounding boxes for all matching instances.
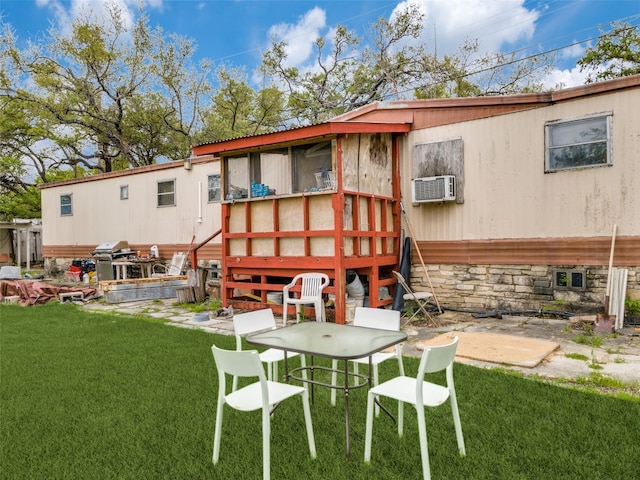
[247,321,407,360]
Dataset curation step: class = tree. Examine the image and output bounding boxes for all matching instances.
[1,5,216,218]
[260,4,426,124]
[1,5,211,175]
[199,66,285,142]
[260,3,553,124]
[577,21,640,83]
[414,39,553,98]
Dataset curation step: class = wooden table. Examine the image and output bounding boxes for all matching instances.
[112,260,155,280]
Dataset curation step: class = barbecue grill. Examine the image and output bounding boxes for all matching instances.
[92,240,132,280]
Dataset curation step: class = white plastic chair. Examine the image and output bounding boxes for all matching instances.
[364,336,465,480]
[232,308,306,391]
[330,307,404,414]
[282,273,330,325]
[151,252,187,277]
[211,345,316,480]
[393,270,433,322]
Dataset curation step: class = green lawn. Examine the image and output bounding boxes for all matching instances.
[1,303,639,479]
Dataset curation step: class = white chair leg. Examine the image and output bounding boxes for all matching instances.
[330,359,338,405]
[314,299,325,322]
[416,407,431,480]
[364,390,376,463]
[352,362,359,386]
[282,300,289,326]
[301,388,317,458]
[450,391,466,456]
[397,400,404,436]
[396,349,405,376]
[299,354,309,387]
[213,397,224,464]
[262,407,271,480]
[372,365,381,416]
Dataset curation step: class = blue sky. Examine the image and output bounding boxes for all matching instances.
[1,0,639,88]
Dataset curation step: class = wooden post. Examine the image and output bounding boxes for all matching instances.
[176,287,195,304]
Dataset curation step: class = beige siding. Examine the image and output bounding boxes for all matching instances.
[402,89,640,241]
[40,160,222,249]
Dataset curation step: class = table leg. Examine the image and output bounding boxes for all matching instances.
[310,355,315,404]
[284,351,289,382]
[344,358,350,457]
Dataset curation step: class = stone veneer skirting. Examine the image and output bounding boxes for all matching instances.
[407,264,640,313]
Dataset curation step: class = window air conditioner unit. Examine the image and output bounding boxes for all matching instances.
[411,175,456,204]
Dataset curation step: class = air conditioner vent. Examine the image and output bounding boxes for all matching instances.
[411,175,456,204]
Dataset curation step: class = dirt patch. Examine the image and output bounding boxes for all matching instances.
[417,331,560,368]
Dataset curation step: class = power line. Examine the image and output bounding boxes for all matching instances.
[386,20,640,100]
[273,20,639,124]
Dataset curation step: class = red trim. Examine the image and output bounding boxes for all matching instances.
[191,122,410,156]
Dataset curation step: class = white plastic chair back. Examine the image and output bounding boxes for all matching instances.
[232,308,305,390]
[152,251,187,277]
[419,336,458,375]
[353,306,400,331]
[167,252,186,275]
[233,309,277,346]
[300,274,328,299]
[331,307,405,409]
[213,345,266,385]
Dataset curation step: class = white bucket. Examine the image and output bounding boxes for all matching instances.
[351,294,365,308]
[267,292,283,305]
[345,298,356,324]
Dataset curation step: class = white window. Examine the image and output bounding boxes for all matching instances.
[157,179,176,207]
[120,185,128,200]
[208,174,221,202]
[545,113,612,172]
[60,194,72,216]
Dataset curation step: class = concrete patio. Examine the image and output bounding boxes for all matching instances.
[79,298,640,385]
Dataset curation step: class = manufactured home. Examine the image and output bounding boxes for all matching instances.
[39,155,223,273]
[40,75,640,321]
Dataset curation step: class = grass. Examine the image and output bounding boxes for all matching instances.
[2,303,640,480]
[565,352,589,361]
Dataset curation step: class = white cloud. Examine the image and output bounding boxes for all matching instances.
[261,1,541,72]
[393,0,539,57]
[560,40,588,60]
[265,6,326,68]
[36,0,164,36]
[540,66,589,89]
